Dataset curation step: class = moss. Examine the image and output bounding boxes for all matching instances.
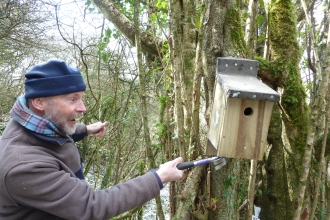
[276,61,309,152]
[255,57,308,132]
[267,0,309,154]
[225,8,247,55]
[269,0,301,63]
[157,95,168,139]
[184,53,195,87]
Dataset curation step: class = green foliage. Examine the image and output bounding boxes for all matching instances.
[211,197,218,203]
[85,0,92,7]
[222,174,247,208]
[136,159,145,173]
[84,0,97,14]
[237,179,247,205]
[257,189,262,195]
[148,1,169,36]
[223,175,235,198]
[259,0,265,9]
[318,207,326,220]
[156,122,167,138]
[257,15,264,26]
[117,0,134,21]
[97,28,113,62]
[156,0,167,9]
[100,94,115,119]
[101,159,114,189]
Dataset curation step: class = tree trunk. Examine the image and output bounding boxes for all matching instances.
[310,101,330,219]
[261,106,292,219]
[202,0,247,218]
[181,0,196,161]
[189,3,205,160]
[90,0,161,55]
[244,0,258,58]
[268,0,310,218]
[244,0,258,217]
[245,160,257,220]
[291,0,329,217]
[326,159,330,220]
[168,0,187,161]
[134,1,165,219]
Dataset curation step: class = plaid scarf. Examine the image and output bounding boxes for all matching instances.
[10,96,66,137]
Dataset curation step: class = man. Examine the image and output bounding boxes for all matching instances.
[0,60,184,220]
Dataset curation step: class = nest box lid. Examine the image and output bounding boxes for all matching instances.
[216,57,280,102]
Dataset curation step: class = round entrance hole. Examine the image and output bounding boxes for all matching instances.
[244,107,253,116]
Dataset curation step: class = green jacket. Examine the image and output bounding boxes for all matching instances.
[0,119,161,220]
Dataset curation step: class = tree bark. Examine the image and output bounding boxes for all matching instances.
[293,1,330,218]
[202,0,247,218]
[246,160,257,220]
[244,1,258,217]
[244,0,258,58]
[134,1,165,219]
[168,0,187,161]
[310,100,330,219]
[261,106,292,219]
[268,0,311,218]
[91,0,161,55]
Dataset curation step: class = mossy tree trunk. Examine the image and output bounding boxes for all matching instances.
[259,0,308,218]
[201,0,249,219]
[261,106,292,219]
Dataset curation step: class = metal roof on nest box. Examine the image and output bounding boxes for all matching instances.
[216,57,280,102]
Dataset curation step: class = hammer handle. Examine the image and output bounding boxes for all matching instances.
[150,157,219,172]
[176,161,195,170]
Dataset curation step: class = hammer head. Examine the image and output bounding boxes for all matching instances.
[212,157,227,170]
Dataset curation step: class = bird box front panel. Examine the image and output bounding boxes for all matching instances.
[218,98,274,160]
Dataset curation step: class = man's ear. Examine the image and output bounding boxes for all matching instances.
[30,98,47,111]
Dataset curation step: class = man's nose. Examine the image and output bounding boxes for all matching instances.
[76,100,86,112]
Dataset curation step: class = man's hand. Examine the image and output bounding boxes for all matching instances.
[156,157,184,183]
[86,121,108,136]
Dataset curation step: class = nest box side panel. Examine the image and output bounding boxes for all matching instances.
[207,83,227,154]
[217,98,274,160]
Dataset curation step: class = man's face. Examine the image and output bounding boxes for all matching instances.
[43,91,86,135]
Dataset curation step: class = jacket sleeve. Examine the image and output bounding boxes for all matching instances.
[4,161,161,220]
[70,124,88,142]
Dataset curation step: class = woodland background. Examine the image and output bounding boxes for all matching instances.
[0,0,329,219]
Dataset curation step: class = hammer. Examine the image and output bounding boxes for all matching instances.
[176,156,227,170]
[151,156,227,171]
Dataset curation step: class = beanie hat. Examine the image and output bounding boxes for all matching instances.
[24,59,86,99]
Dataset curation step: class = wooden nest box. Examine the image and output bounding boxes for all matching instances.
[206,57,280,160]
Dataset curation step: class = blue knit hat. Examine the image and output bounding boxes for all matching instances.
[24,59,86,99]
